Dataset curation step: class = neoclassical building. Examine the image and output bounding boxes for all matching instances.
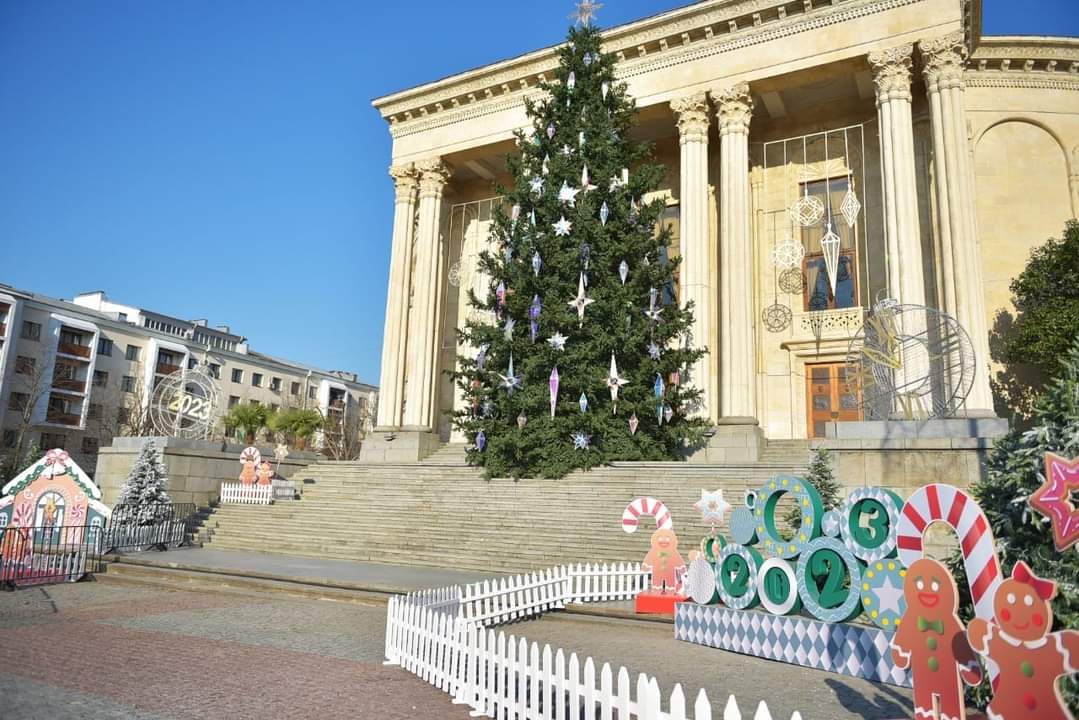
[363,0,1079,462]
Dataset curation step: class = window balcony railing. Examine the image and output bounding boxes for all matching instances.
[156,362,182,376]
[57,341,91,359]
[45,410,81,426]
[52,377,86,394]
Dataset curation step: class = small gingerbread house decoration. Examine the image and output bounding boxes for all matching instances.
[0,449,112,532]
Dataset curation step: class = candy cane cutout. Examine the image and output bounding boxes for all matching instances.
[239,447,262,466]
[896,483,1002,621]
[622,497,673,533]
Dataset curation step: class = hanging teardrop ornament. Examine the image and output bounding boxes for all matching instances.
[629,413,639,435]
[532,251,542,276]
[547,123,556,139]
[600,201,609,226]
[601,81,609,99]
[567,72,576,91]
[579,392,588,414]
[619,260,629,285]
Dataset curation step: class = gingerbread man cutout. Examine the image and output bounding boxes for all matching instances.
[239,460,257,486]
[892,558,982,720]
[643,528,686,594]
[967,561,1079,720]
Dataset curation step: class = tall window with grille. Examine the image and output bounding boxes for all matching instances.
[800,177,858,312]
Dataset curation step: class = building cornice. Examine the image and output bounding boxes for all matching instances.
[966,35,1079,91]
[378,0,927,140]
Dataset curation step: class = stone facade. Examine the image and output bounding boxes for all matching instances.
[365,0,1079,460]
[94,437,321,507]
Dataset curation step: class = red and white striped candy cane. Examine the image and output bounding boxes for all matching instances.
[622,497,673,533]
[896,483,1002,621]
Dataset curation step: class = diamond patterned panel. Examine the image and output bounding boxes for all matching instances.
[673,603,912,687]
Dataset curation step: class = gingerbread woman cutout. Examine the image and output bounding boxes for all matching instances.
[892,558,982,720]
[967,561,1079,720]
[256,461,274,486]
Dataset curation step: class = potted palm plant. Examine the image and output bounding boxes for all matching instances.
[269,408,322,450]
[224,402,270,444]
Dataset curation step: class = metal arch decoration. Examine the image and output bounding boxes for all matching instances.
[778,268,806,295]
[771,234,805,269]
[845,301,976,421]
[762,303,792,333]
[149,363,221,439]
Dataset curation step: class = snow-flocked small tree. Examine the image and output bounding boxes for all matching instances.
[785,446,842,534]
[116,439,172,525]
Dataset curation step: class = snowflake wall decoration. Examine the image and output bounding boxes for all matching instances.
[762,303,793,333]
[772,234,806,268]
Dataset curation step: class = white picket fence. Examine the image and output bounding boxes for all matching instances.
[385,562,802,720]
[219,482,273,505]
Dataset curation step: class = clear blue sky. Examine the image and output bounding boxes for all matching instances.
[1,1,1075,385]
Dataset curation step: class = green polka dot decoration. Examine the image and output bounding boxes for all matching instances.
[754,474,824,560]
[840,488,904,564]
[728,507,759,546]
[756,557,802,615]
[796,537,864,622]
[822,510,842,538]
[859,559,907,630]
[715,544,763,610]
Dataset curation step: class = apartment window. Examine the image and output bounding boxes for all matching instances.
[2,430,15,448]
[231,368,243,383]
[93,370,109,387]
[188,357,197,370]
[208,363,221,379]
[14,356,35,375]
[121,375,136,393]
[252,373,263,388]
[97,338,113,356]
[228,395,240,408]
[308,386,318,400]
[87,403,102,420]
[21,321,41,341]
[40,433,66,450]
[118,312,128,322]
[82,436,100,454]
[116,407,131,425]
[290,381,300,396]
[125,345,140,361]
[8,392,29,411]
[60,329,84,346]
[269,377,281,392]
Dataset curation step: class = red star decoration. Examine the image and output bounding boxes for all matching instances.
[1031,452,1079,551]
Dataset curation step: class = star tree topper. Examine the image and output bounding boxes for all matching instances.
[570,0,603,25]
[1031,452,1079,551]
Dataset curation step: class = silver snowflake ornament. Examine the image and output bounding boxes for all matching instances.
[553,215,572,237]
[547,332,568,351]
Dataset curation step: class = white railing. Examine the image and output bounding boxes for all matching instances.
[385,561,802,720]
[219,483,273,505]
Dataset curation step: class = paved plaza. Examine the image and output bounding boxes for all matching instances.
[0,574,914,719]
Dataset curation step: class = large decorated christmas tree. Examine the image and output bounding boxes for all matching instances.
[451,15,707,479]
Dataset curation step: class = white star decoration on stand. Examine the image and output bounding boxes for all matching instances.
[567,273,594,327]
[693,489,732,526]
[553,216,572,236]
[558,181,581,207]
[605,354,628,408]
[547,332,568,351]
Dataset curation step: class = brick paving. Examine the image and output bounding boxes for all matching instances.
[0,582,467,720]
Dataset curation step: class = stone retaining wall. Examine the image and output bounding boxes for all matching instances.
[94,437,322,507]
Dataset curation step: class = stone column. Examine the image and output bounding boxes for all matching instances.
[671,91,717,421]
[375,163,418,429]
[920,32,994,413]
[869,44,927,309]
[713,82,757,421]
[402,158,450,431]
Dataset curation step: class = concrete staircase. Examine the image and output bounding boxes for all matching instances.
[197,450,813,574]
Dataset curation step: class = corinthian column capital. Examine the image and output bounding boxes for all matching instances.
[868,44,914,103]
[389,163,418,199]
[919,31,967,93]
[671,91,711,145]
[416,158,451,199]
[711,82,753,135]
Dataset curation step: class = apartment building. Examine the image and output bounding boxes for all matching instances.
[0,285,377,473]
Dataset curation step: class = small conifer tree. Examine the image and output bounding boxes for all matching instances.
[785,446,841,533]
[116,439,172,525]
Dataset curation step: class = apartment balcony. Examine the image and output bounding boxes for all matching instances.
[156,362,182,376]
[52,377,86,394]
[45,410,81,427]
[57,341,92,359]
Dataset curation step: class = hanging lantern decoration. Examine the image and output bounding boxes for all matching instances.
[789,186,825,227]
[549,367,560,418]
[820,219,842,295]
[841,182,861,228]
[771,233,806,269]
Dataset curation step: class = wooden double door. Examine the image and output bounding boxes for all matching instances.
[806,362,861,438]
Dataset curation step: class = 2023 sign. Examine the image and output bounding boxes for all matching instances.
[166,392,213,422]
[705,477,908,629]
